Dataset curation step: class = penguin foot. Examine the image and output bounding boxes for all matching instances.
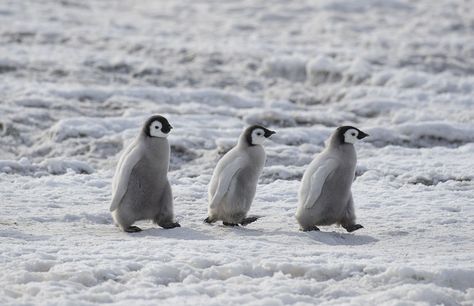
[223,222,239,227]
[161,222,181,229]
[344,224,364,232]
[240,216,259,226]
[124,226,142,233]
[204,217,216,224]
[301,226,320,232]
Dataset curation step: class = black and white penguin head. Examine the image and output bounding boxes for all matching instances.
[244,125,276,146]
[336,126,369,144]
[142,115,173,138]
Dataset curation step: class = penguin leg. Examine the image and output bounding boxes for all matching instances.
[340,195,363,232]
[112,209,141,233]
[223,222,239,226]
[204,216,217,224]
[223,211,247,226]
[124,226,143,233]
[300,225,320,232]
[154,182,181,229]
[160,222,181,229]
[240,216,260,226]
[343,224,364,232]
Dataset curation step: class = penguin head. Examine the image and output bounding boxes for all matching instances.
[143,115,173,138]
[336,126,369,145]
[244,125,276,146]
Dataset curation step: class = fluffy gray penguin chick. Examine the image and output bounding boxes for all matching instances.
[110,115,180,232]
[296,126,368,232]
[205,125,276,226]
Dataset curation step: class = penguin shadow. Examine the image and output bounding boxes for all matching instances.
[303,230,378,246]
[131,226,213,241]
[218,224,378,246]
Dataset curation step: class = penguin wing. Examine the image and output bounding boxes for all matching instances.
[303,158,338,209]
[111,138,138,192]
[209,157,244,209]
[110,140,143,212]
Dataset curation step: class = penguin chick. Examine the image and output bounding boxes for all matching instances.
[110,115,180,233]
[296,126,368,232]
[205,125,276,226]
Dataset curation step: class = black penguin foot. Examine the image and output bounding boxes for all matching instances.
[161,222,181,229]
[240,216,260,226]
[223,222,239,227]
[344,224,364,232]
[301,226,320,232]
[204,217,216,224]
[124,226,142,233]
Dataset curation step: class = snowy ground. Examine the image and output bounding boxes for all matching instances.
[1,0,474,305]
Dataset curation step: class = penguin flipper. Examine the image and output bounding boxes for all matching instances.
[110,141,144,212]
[303,159,338,209]
[112,138,138,192]
[209,157,244,210]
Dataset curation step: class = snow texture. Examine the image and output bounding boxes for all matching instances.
[1,0,473,305]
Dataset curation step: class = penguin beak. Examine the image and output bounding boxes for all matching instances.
[357,131,369,140]
[264,130,276,138]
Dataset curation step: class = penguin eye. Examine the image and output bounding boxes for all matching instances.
[155,126,159,129]
[351,132,356,136]
[256,132,262,136]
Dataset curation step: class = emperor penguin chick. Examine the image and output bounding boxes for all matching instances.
[205,125,276,226]
[296,126,368,232]
[110,115,180,232]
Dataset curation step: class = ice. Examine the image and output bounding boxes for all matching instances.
[1,0,473,305]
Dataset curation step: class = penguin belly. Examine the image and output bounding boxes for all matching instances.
[298,168,353,227]
[118,158,167,221]
[217,169,257,224]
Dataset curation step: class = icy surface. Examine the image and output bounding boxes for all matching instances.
[1,0,474,305]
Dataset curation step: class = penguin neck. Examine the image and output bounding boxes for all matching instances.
[141,135,169,154]
[237,139,266,173]
[340,143,356,156]
[328,136,356,157]
[237,135,265,158]
[328,132,344,148]
[238,140,264,152]
[238,134,255,148]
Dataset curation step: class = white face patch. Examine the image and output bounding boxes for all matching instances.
[251,128,266,145]
[149,120,168,138]
[343,128,359,144]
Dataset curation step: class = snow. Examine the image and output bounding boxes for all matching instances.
[306,56,342,85]
[1,0,474,305]
[0,158,93,176]
[262,56,308,82]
